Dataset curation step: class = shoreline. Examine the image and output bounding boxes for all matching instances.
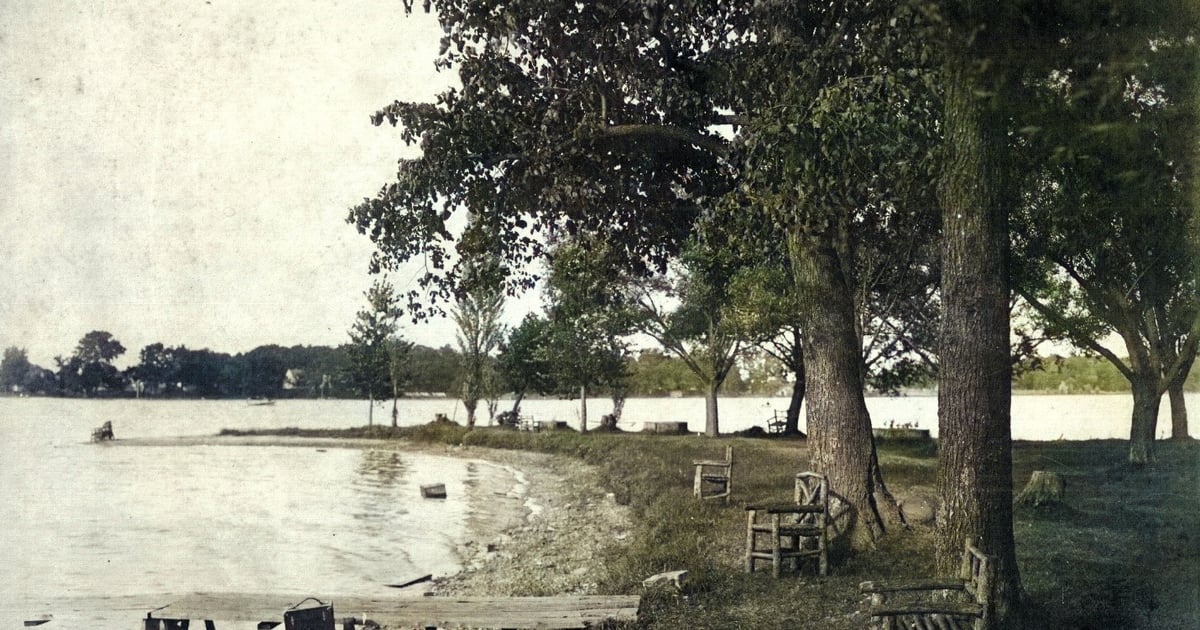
[117,434,633,597]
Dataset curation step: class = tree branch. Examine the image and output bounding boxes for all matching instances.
[1017,288,1135,382]
[596,124,731,157]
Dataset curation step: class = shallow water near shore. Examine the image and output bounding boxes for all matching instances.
[0,398,529,628]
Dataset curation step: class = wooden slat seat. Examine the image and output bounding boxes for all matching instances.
[860,543,995,630]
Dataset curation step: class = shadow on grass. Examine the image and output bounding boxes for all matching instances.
[221,424,1198,630]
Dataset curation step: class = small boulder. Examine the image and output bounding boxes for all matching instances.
[896,485,939,526]
[642,570,689,591]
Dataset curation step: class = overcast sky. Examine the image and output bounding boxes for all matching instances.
[0,1,516,367]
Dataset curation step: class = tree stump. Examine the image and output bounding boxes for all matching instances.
[1016,470,1065,508]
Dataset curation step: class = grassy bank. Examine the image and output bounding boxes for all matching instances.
[221,424,1198,629]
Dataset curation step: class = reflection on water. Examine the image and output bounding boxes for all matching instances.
[357,449,409,487]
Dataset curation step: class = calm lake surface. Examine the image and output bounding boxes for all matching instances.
[0,393,1194,627]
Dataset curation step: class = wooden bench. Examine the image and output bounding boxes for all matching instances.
[860,542,994,630]
[692,445,733,502]
[141,592,640,629]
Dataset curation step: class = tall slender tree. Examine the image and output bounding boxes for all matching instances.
[453,279,506,428]
[347,280,403,427]
[540,241,634,431]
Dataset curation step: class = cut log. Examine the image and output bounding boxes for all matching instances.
[1015,470,1065,508]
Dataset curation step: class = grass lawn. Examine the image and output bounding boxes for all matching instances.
[223,423,1199,629]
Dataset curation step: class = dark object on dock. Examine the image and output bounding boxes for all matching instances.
[643,421,688,434]
[91,421,114,442]
[141,591,640,629]
[283,598,334,630]
[420,483,447,499]
[386,573,433,589]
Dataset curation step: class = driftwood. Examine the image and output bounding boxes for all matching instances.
[1015,471,1065,508]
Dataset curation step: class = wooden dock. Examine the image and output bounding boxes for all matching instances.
[141,592,640,629]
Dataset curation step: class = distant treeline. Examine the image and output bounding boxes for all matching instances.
[1015,355,1200,393]
[5,333,1192,400]
[0,335,785,400]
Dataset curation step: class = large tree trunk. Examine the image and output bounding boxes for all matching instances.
[785,345,806,435]
[785,370,805,435]
[1168,381,1188,440]
[1168,356,1191,439]
[1129,375,1162,465]
[935,57,1022,629]
[792,234,892,549]
[510,390,526,417]
[704,380,720,436]
[579,383,588,432]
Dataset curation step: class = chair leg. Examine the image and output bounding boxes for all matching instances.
[770,514,782,579]
[745,510,756,573]
[818,533,828,576]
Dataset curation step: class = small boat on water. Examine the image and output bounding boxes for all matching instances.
[247,398,275,406]
[420,483,447,499]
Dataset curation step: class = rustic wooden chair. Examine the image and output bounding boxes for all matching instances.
[692,445,733,502]
[860,542,995,630]
[745,472,830,577]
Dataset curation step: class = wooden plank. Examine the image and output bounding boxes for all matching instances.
[145,593,640,629]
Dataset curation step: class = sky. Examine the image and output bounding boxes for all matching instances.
[0,1,523,368]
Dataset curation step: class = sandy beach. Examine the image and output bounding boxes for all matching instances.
[121,434,634,598]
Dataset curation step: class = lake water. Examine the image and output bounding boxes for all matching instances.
[0,393,1194,627]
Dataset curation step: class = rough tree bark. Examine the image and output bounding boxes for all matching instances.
[579,383,589,433]
[1128,375,1162,464]
[935,57,1022,628]
[1168,355,1192,440]
[792,232,895,549]
[785,358,806,435]
[703,381,720,437]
